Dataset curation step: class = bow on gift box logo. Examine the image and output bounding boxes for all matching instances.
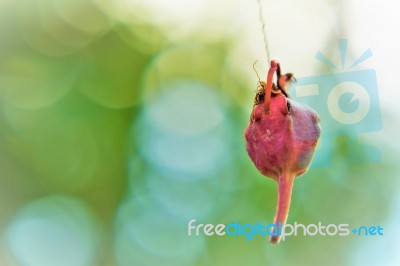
[289,39,382,167]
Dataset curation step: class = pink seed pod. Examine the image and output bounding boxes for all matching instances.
[244,60,321,243]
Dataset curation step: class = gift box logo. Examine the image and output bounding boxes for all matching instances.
[289,39,382,167]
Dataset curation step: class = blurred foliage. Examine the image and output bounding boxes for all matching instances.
[0,0,399,266]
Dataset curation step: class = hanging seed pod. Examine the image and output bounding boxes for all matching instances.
[244,60,321,243]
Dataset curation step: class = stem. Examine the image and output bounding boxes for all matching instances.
[257,0,271,63]
[270,173,295,244]
[264,60,278,114]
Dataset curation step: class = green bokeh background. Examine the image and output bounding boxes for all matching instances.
[0,0,399,265]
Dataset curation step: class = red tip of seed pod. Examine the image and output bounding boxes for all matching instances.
[270,59,278,68]
[264,60,279,114]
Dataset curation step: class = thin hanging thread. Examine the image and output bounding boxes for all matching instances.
[257,0,271,63]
